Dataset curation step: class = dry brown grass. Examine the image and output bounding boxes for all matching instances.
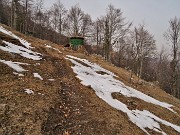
[0,23,179,135]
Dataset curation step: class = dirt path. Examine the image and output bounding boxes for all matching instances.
[40,56,146,135]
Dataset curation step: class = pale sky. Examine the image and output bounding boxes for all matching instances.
[44,0,180,51]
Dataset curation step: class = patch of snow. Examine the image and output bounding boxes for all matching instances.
[66,55,180,135]
[45,44,62,53]
[12,62,29,65]
[0,26,32,49]
[128,110,180,135]
[38,92,44,96]
[0,59,28,72]
[66,55,173,112]
[45,45,52,48]
[0,41,42,60]
[13,72,24,77]
[24,89,34,94]
[33,73,43,80]
[34,63,41,66]
[24,89,44,95]
[48,79,55,81]
[66,55,117,77]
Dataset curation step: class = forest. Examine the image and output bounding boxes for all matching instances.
[0,0,180,99]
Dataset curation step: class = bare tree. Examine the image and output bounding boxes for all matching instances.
[24,0,32,34]
[94,19,103,46]
[81,13,92,37]
[64,4,92,37]
[65,4,83,36]
[131,24,156,79]
[156,47,172,93]
[11,0,19,29]
[11,0,14,27]
[113,23,132,67]
[99,4,130,61]
[54,0,67,35]
[50,1,67,42]
[32,0,44,35]
[17,0,34,34]
[90,18,104,55]
[0,0,11,25]
[165,17,180,97]
[0,0,3,22]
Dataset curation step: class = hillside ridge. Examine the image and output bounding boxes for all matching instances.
[0,24,179,135]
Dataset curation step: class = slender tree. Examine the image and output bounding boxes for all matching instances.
[64,4,92,37]
[99,4,130,61]
[165,17,180,97]
[55,0,66,35]
[131,25,156,79]
[32,0,44,36]
[156,48,172,93]
[65,4,83,36]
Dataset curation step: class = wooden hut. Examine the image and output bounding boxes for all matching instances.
[70,37,84,50]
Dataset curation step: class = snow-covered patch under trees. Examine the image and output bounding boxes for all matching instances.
[0,26,31,49]
[66,55,180,135]
[0,26,42,60]
[0,59,28,72]
[0,41,42,60]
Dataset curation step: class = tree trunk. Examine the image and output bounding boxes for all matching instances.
[24,0,28,35]
[59,14,62,35]
[11,0,14,28]
[139,56,143,79]
[14,4,17,29]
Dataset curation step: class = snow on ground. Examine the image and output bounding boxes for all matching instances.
[48,79,55,81]
[33,73,43,80]
[24,89,34,94]
[38,92,45,96]
[66,55,180,135]
[13,72,24,77]
[45,44,62,53]
[0,41,42,60]
[0,26,42,60]
[67,55,117,77]
[66,55,173,112]
[0,59,28,72]
[0,26,32,49]
[34,63,40,66]
[24,89,44,95]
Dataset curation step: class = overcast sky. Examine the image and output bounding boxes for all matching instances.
[44,0,180,51]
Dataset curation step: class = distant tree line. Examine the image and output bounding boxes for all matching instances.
[0,0,179,98]
[0,0,69,44]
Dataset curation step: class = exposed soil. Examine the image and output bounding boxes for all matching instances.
[96,71,109,75]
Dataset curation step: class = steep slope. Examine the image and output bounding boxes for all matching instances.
[66,55,180,135]
[0,24,179,135]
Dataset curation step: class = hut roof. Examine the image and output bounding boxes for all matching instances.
[70,36,84,40]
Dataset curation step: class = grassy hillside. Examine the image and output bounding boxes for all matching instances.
[0,24,179,135]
